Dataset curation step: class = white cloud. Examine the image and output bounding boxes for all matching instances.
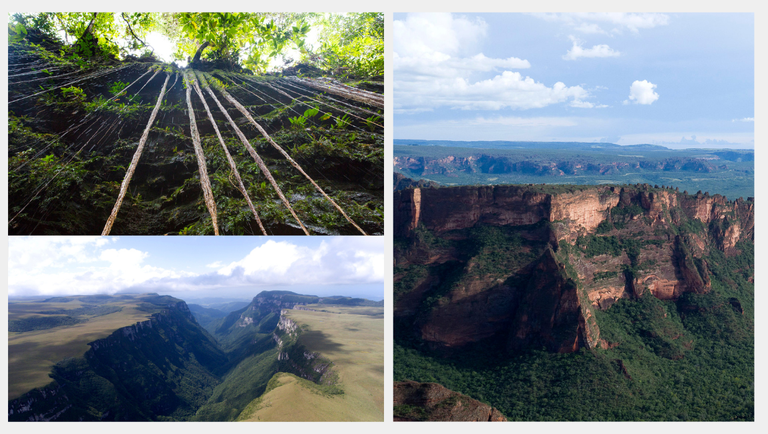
[617,132,754,149]
[534,13,669,34]
[574,23,608,35]
[394,13,488,58]
[394,13,590,113]
[471,116,578,127]
[627,80,659,105]
[398,71,590,111]
[7,238,184,296]
[215,238,383,285]
[8,238,384,297]
[569,100,609,109]
[218,240,304,277]
[563,36,620,60]
[732,117,754,122]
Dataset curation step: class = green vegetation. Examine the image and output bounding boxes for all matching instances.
[593,271,618,281]
[395,271,753,421]
[9,13,384,75]
[394,404,428,421]
[9,13,384,235]
[9,315,83,332]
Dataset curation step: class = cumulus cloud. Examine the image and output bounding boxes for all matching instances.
[574,23,608,35]
[534,13,669,34]
[626,80,659,105]
[563,36,620,60]
[8,237,184,296]
[394,13,591,113]
[215,238,383,285]
[8,238,384,297]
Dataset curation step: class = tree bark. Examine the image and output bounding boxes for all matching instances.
[191,41,210,64]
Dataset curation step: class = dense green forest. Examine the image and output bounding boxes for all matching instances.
[8,13,383,235]
[395,238,753,420]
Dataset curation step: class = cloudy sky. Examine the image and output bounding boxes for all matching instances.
[8,237,384,301]
[393,13,754,148]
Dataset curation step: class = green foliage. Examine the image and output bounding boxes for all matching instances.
[394,404,428,421]
[311,13,384,77]
[193,343,279,421]
[577,235,623,258]
[333,113,351,129]
[677,217,707,236]
[60,85,86,101]
[595,219,613,234]
[396,278,754,421]
[108,80,129,96]
[9,315,83,332]
[611,203,644,218]
[593,271,618,281]
[288,114,307,129]
[303,106,319,118]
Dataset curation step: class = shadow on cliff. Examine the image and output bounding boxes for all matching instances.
[299,329,344,354]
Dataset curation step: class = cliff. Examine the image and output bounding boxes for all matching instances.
[9,298,226,421]
[273,310,339,387]
[394,182,753,354]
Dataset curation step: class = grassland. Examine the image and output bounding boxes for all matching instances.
[238,305,384,421]
[8,295,160,400]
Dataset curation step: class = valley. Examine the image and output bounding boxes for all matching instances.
[8,291,383,421]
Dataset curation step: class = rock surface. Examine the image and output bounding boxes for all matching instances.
[394,381,506,421]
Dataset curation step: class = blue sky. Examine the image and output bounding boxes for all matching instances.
[393,13,754,148]
[7,237,384,301]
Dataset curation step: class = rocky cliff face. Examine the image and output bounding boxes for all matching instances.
[394,183,753,354]
[273,310,338,387]
[394,381,506,421]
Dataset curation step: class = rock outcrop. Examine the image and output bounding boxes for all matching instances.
[394,381,506,421]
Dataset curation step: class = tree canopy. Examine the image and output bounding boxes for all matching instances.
[8,12,384,77]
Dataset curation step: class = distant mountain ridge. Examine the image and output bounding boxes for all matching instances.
[393,142,754,200]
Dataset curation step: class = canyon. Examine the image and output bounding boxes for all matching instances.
[9,291,382,421]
